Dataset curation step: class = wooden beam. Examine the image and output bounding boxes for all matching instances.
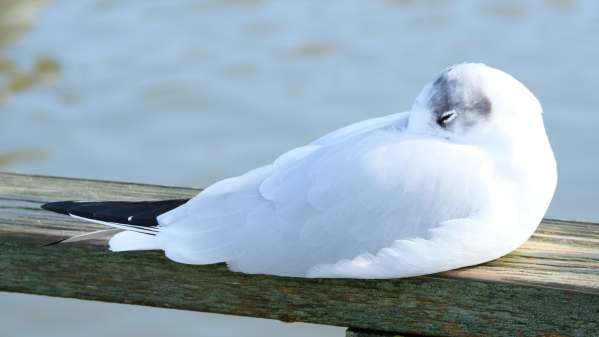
[1,172,598,337]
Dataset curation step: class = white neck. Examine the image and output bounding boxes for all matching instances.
[486,114,557,231]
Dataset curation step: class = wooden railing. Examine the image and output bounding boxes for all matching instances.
[1,172,597,337]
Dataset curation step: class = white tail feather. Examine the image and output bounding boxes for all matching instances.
[109,231,161,251]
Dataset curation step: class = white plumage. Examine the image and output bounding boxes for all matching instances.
[106,63,557,278]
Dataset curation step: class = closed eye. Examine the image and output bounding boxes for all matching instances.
[437,111,456,126]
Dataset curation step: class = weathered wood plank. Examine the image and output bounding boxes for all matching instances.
[1,172,598,337]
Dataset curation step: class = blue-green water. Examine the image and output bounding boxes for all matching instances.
[1,1,598,336]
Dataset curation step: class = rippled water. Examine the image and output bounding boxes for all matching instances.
[1,1,598,336]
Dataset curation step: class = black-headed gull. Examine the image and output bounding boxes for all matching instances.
[43,63,557,278]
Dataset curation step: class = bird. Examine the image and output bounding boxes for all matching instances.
[42,63,557,279]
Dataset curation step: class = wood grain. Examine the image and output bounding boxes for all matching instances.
[1,172,598,337]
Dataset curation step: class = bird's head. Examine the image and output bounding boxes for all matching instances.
[408,63,544,147]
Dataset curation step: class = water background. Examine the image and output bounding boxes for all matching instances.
[1,1,598,336]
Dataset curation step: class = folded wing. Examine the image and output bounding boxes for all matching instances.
[142,112,491,277]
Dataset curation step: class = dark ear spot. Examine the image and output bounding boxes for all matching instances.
[471,94,492,116]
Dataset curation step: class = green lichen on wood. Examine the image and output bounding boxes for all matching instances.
[1,172,598,337]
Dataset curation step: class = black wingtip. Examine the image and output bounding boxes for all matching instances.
[41,201,77,246]
[41,199,190,229]
[41,201,77,215]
